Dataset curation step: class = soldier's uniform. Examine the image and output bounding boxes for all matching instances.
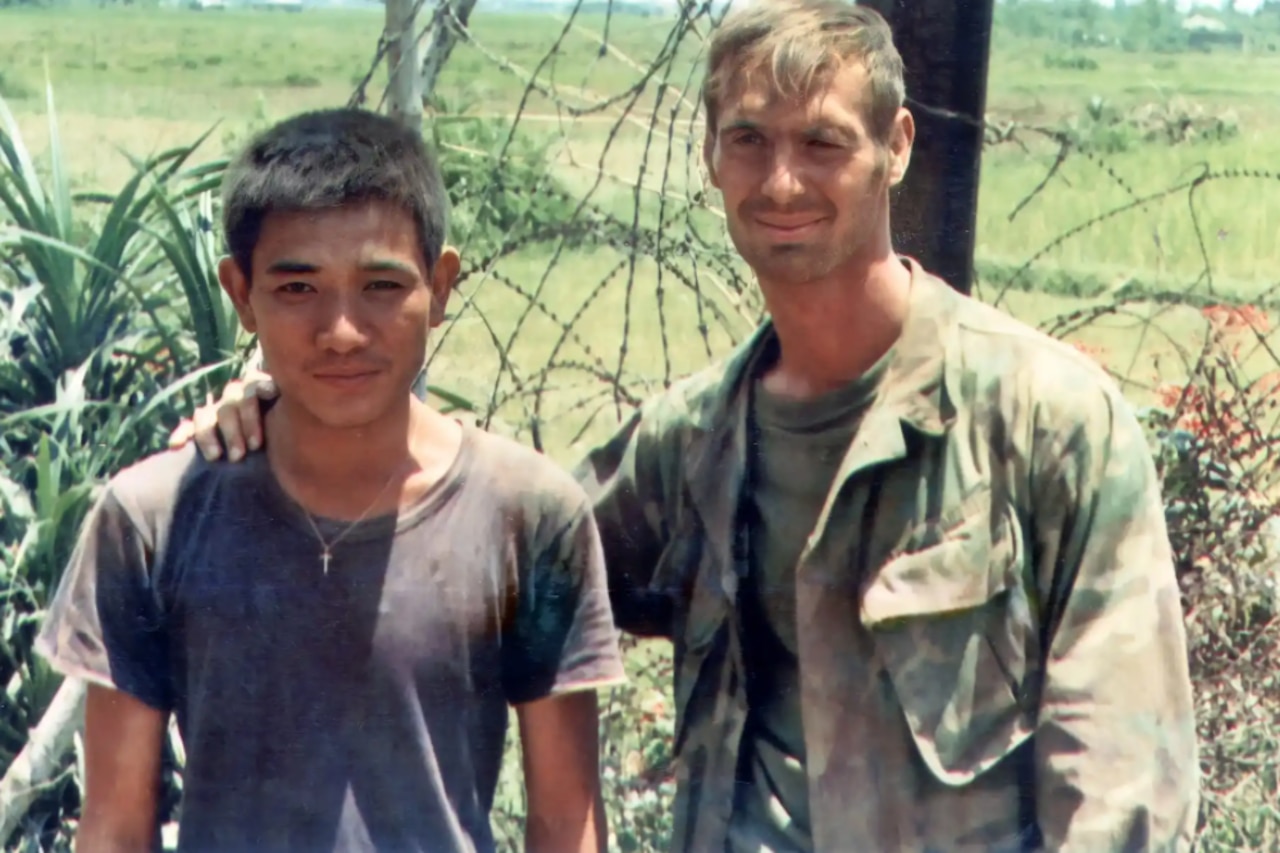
[577,259,1199,853]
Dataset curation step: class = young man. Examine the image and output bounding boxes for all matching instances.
[38,108,625,853]
[176,3,1201,851]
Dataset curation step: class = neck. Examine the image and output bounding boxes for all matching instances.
[758,250,912,399]
[264,395,457,520]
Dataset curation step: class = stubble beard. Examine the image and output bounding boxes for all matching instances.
[740,231,862,289]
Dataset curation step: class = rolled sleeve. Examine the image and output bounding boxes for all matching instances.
[35,485,172,713]
[502,495,627,705]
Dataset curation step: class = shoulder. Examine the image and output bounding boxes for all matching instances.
[938,296,1155,507]
[618,334,759,460]
[101,444,205,524]
[99,444,261,542]
[465,426,593,523]
[946,293,1137,440]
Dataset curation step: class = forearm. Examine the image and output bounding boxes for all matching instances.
[524,791,608,853]
[75,811,159,853]
[518,691,610,853]
[78,686,167,853]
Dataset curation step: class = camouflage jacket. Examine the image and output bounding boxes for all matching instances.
[576,260,1200,853]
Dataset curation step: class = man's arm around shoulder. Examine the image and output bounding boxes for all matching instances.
[574,398,686,639]
[76,685,168,853]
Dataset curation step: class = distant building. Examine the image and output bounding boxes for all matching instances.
[1181,14,1246,50]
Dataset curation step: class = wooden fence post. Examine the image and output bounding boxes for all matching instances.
[858,0,996,295]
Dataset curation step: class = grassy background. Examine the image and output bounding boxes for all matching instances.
[3,7,1279,464]
[3,6,1279,850]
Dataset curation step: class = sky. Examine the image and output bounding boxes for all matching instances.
[524,0,1272,13]
[1098,0,1265,10]
[505,0,1272,15]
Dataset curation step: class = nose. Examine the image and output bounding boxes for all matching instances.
[316,298,370,354]
[761,145,805,205]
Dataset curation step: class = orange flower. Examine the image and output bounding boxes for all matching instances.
[1202,303,1271,335]
[1069,340,1107,361]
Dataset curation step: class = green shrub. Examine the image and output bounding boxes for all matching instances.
[281,72,320,88]
[1043,52,1100,71]
[0,71,34,101]
[1135,306,1280,850]
[1059,95,1241,154]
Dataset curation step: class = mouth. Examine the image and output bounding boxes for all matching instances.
[754,217,827,237]
[312,369,382,388]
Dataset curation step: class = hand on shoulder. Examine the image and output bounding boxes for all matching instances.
[167,370,278,463]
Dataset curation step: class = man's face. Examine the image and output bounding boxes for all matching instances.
[218,200,460,431]
[705,62,912,287]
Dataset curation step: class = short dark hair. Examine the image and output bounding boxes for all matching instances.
[221,108,449,278]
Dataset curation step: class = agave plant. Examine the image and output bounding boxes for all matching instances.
[0,85,248,849]
[0,87,242,427]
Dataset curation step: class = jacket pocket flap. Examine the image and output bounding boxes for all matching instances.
[861,507,1017,628]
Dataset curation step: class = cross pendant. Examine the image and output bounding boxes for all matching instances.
[321,549,332,576]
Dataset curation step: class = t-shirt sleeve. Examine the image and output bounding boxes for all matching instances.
[501,492,627,705]
[34,484,173,712]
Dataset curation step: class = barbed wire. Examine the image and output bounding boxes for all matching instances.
[346,11,1280,845]
[348,3,1278,455]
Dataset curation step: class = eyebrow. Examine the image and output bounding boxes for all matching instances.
[804,124,856,142]
[719,119,855,142]
[721,119,761,134]
[264,259,419,276]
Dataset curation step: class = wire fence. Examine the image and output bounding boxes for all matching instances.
[2,1,1277,849]
[339,1,1280,849]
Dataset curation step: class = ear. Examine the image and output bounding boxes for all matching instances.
[427,246,461,327]
[887,107,915,188]
[703,130,721,189]
[218,256,257,334]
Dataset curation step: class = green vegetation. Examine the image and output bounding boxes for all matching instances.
[1,1,1278,850]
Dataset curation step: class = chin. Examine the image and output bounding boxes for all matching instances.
[302,406,387,431]
[756,251,843,285]
[295,391,407,431]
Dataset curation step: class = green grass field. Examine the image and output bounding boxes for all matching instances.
[3,9,1278,849]
[3,4,1279,460]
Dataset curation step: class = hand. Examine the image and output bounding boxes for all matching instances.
[167,370,278,462]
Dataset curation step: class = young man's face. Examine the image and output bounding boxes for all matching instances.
[219,200,460,431]
[705,60,913,288]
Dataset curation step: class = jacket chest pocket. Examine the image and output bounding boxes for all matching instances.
[860,493,1038,785]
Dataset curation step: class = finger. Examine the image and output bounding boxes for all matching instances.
[236,382,266,454]
[168,419,194,450]
[245,368,279,400]
[217,382,250,462]
[191,397,224,462]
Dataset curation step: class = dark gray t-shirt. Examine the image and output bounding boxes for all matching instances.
[36,422,625,853]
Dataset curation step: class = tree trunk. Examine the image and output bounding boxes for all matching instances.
[419,0,480,104]
[0,679,87,842]
[385,0,424,130]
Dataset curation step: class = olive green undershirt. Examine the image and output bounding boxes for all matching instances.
[727,346,893,853]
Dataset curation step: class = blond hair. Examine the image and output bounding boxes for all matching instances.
[702,0,905,143]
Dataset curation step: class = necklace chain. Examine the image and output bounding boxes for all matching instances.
[299,464,406,576]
